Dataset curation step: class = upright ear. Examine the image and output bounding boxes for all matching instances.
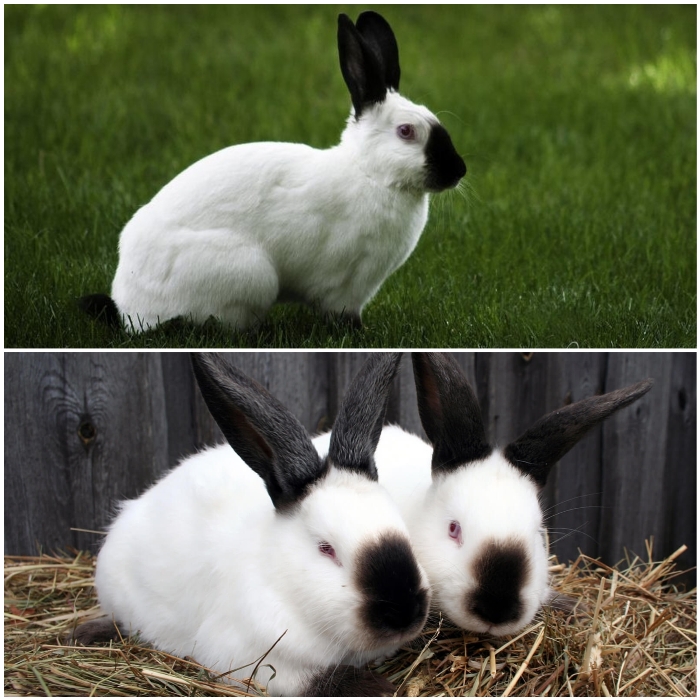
[504,379,654,488]
[355,11,400,91]
[412,353,492,476]
[338,13,388,118]
[329,353,403,480]
[191,353,325,511]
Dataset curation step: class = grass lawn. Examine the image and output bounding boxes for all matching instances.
[5,4,696,348]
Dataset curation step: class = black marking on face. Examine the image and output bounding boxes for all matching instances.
[356,533,429,638]
[468,539,530,626]
[424,123,466,191]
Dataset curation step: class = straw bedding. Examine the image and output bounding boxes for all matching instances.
[4,542,696,697]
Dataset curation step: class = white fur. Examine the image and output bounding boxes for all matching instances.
[369,426,551,636]
[112,92,440,332]
[95,441,428,696]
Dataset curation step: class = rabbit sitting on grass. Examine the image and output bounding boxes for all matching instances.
[81,12,466,333]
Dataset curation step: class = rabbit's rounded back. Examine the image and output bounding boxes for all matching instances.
[93,353,430,696]
[377,353,653,637]
[99,11,465,333]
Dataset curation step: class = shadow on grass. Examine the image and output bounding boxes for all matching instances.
[81,303,367,350]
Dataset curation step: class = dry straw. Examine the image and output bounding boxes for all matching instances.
[4,542,696,697]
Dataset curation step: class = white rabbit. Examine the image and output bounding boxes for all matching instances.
[68,353,430,697]
[80,11,466,332]
[368,353,654,637]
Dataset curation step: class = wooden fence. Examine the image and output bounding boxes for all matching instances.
[4,352,696,584]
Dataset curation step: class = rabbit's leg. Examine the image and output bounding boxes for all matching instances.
[65,617,126,645]
[188,244,280,331]
[221,260,279,330]
[218,301,275,331]
[303,664,395,697]
[324,307,363,329]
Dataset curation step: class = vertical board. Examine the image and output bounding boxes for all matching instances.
[663,353,697,577]
[545,353,608,565]
[161,353,202,466]
[599,353,672,566]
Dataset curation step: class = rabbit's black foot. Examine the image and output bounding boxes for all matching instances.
[304,664,395,697]
[326,310,363,331]
[78,294,121,328]
[65,617,125,645]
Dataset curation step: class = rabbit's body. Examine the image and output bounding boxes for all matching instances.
[113,101,432,330]
[96,444,414,694]
[371,426,550,635]
[84,12,465,332]
[365,355,653,638]
[74,353,430,697]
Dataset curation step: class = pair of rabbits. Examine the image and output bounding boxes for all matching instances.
[70,352,652,697]
[81,12,466,332]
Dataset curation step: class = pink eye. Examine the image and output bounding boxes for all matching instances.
[319,541,341,566]
[397,123,416,141]
[448,520,463,545]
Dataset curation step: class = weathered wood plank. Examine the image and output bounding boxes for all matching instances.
[599,353,673,566]
[663,352,696,577]
[544,353,608,565]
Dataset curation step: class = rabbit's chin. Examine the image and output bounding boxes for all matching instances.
[349,625,426,656]
[438,603,539,638]
[431,572,549,638]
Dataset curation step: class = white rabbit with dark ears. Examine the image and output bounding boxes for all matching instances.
[373,352,653,636]
[69,353,430,696]
[81,11,466,332]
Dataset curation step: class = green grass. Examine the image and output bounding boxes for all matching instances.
[5,4,696,348]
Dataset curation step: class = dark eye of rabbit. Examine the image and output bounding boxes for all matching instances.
[318,541,342,566]
[397,124,417,141]
[448,520,463,545]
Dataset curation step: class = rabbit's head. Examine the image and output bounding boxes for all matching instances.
[192,353,430,654]
[408,352,653,636]
[337,12,466,193]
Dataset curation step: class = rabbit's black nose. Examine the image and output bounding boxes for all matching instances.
[424,123,467,191]
[468,538,529,626]
[356,533,430,636]
[376,586,429,632]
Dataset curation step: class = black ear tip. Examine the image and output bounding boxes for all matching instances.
[357,10,390,25]
[626,378,654,400]
[190,351,214,370]
[338,13,353,27]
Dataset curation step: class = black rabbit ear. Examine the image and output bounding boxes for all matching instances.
[329,353,403,479]
[190,353,325,511]
[412,353,492,476]
[504,379,654,488]
[355,11,401,91]
[338,13,388,117]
